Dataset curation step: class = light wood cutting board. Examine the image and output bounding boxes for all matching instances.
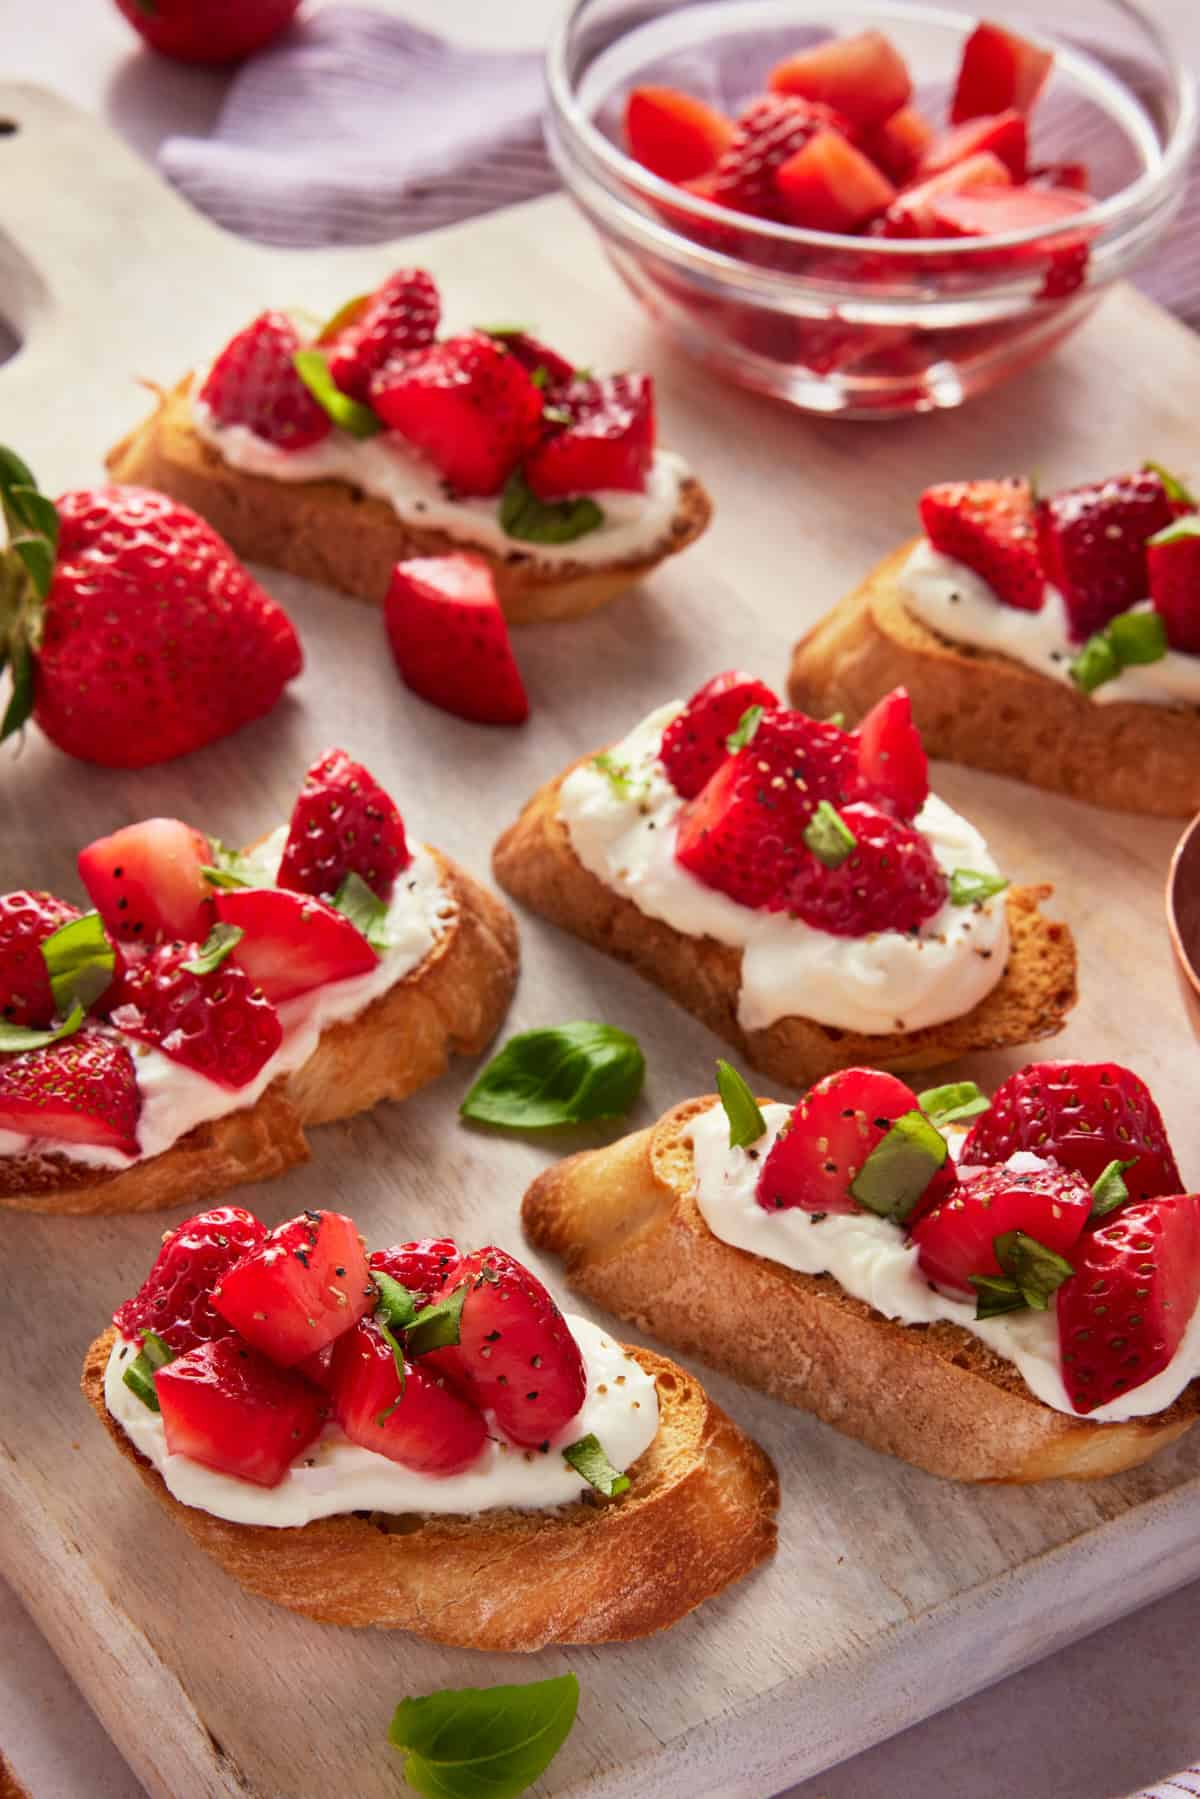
[2,81,1200,1799]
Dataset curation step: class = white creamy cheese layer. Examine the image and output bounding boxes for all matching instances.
[0,829,455,1170]
[899,539,1200,708]
[104,1315,659,1527]
[689,1101,1200,1422]
[557,702,1009,1036]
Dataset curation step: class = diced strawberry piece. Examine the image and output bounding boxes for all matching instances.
[919,110,1028,182]
[294,1344,337,1391]
[113,1205,268,1355]
[371,331,543,496]
[624,85,736,183]
[385,554,529,727]
[1029,160,1090,194]
[927,185,1092,246]
[711,94,848,220]
[212,1209,374,1366]
[768,31,912,129]
[962,1062,1182,1203]
[775,130,895,232]
[326,268,440,401]
[525,374,655,499]
[369,1237,464,1308]
[213,887,377,1003]
[756,1068,921,1213]
[854,687,928,820]
[111,942,282,1090]
[952,22,1053,124]
[919,478,1043,612]
[1148,515,1200,654]
[196,310,332,451]
[489,331,576,387]
[278,748,410,901]
[912,1159,1092,1296]
[0,891,83,1026]
[883,152,1011,237]
[156,1337,326,1487]
[1034,469,1175,641]
[1058,1194,1200,1414]
[659,671,780,799]
[787,801,946,936]
[860,106,935,185]
[331,1318,487,1474]
[0,1029,140,1153]
[78,818,215,948]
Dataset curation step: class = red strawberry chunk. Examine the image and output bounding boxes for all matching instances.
[756,1068,921,1213]
[1029,159,1091,194]
[113,1205,267,1354]
[853,686,928,821]
[1148,515,1200,654]
[775,131,895,233]
[711,94,848,220]
[371,331,543,496]
[78,818,214,948]
[659,671,780,799]
[962,1061,1182,1204]
[369,1237,464,1309]
[331,1318,487,1475]
[919,477,1043,612]
[0,1029,140,1153]
[525,374,655,499]
[1035,470,1175,641]
[912,1159,1092,1296]
[919,110,1028,182]
[786,801,946,936]
[768,31,912,129]
[156,1337,326,1487]
[111,942,282,1090]
[326,268,440,401]
[624,85,736,183]
[952,22,1053,124]
[883,152,1012,237]
[860,106,935,185]
[0,891,83,1026]
[488,331,576,388]
[1058,1194,1200,1414]
[212,1209,374,1366]
[926,184,1091,248]
[385,554,529,727]
[214,887,378,1003]
[278,747,410,901]
[197,310,332,451]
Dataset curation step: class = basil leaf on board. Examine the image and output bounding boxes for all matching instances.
[182,923,244,976]
[993,1229,1075,1310]
[970,1274,1027,1320]
[715,1059,766,1149]
[405,1284,468,1357]
[563,1432,630,1499]
[949,868,1009,907]
[499,469,604,546]
[802,800,856,869]
[388,1674,580,1799]
[916,1080,991,1129]
[332,870,389,952]
[725,704,764,753]
[0,1003,85,1057]
[460,1022,645,1130]
[293,349,382,438]
[1090,1157,1138,1220]
[851,1110,948,1224]
[41,911,115,1014]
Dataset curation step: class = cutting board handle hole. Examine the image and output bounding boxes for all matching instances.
[0,121,18,137]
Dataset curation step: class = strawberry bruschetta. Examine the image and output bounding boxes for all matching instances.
[493,675,1075,1088]
[105,266,712,624]
[525,1059,1200,1481]
[82,1210,778,1645]
[788,466,1200,815]
[0,749,517,1215]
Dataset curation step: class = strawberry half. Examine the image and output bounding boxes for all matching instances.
[525,374,655,500]
[659,671,779,799]
[919,477,1043,612]
[214,887,378,1002]
[156,1337,326,1488]
[911,1159,1092,1296]
[196,310,332,450]
[1035,469,1176,641]
[371,332,543,496]
[786,801,946,936]
[113,1205,268,1355]
[331,1317,487,1475]
[1147,514,1200,654]
[768,30,912,129]
[78,818,214,947]
[624,85,736,183]
[325,268,440,402]
[278,748,410,902]
[111,941,282,1090]
[212,1209,374,1366]
[951,22,1053,124]
[711,94,848,220]
[0,1029,140,1153]
[756,1068,922,1213]
[0,891,83,1026]
[385,555,529,727]
[853,687,928,821]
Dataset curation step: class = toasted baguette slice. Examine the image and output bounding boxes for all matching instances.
[81,1325,778,1647]
[524,1097,1200,1482]
[1,854,517,1216]
[787,541,1200,817]
[105,382,713,626]
[492,759,1076,1091]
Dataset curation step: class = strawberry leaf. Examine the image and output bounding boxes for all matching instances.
[8,485,58,547]
[1,634,34,742]
[12,537,53,599]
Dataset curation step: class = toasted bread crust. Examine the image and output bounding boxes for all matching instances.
[82,1325,778,1646]
[105,382,713,626]
[787,541,1200,817]
[523,1098,1200,1482]
[492,759,1076,1090]
[1,854,518,1216]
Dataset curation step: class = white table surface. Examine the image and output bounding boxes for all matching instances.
[3,3,1200,1796]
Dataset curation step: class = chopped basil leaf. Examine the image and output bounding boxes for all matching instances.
[529,366,549,390]
[0,1002,84,1056]
[374,1271,419,1332]
[916,1080,991,1129]
[591,751,636,799]
[563,1431,630,1499]
[851,1109,947,1224]
[181,923,244,976]
[318,292,369,341]
[1090,1156,1138,1219]
[332,870,389,952]
[970,1273,1027,1320]
[293,348,383,439]
[825,711,847,729]
[388,1673,579,1799]
[542,402,572,425]
[715,1059,766,1149]
[41,911,115,1014]
[1149,512,1200,548]
[1070,605,1168,694]
[1144,460,1196,508]
[202,841,260,890]
[478,322,532,339]
[993,1229,1075,1310]
[802,800,856,869]
[122,1328,176,1412]
[726,704,764,753]
[140,1328,173,1370]
[1069,632,1120,694]
[405,1283,468,1357]
[949,868,1009,907]
[460,1021,645,1130]
[499,469,604,546]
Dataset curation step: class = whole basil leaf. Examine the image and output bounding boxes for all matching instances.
[460,1022,644,1130]
[499,469,604,546]
[388,1675,579,1799]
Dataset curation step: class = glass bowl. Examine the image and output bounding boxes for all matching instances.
[545,0,1196,417]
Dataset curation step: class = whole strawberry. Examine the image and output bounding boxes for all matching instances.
[0,450,302,768]
[114,0,302,67]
